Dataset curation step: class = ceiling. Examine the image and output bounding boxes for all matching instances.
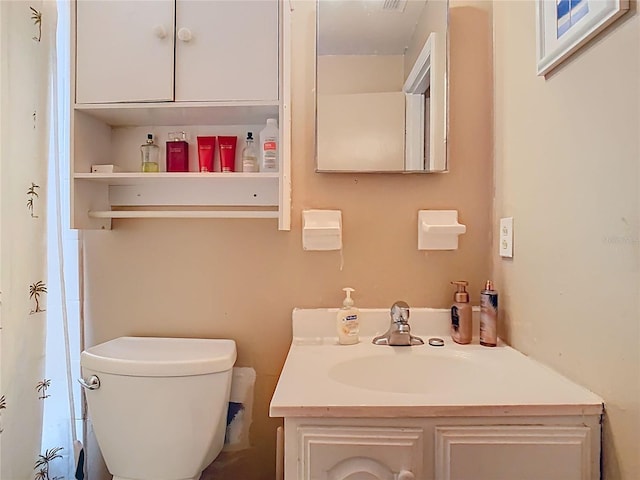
[317,0,429,56]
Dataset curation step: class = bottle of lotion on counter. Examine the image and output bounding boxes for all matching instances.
[336,287,359,345]
[450,281,472,344]
[480,280,498,347]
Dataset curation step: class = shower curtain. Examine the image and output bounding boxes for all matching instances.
[0,2,79,479]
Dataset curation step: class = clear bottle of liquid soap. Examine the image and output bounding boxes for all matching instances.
[242,132,259,172]
[140,133,159,172]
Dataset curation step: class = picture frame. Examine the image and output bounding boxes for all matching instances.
[536,0,629,76]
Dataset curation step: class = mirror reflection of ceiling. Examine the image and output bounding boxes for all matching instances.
[318,0,429,56]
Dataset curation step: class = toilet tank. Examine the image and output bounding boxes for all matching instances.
[81,336,236,376]
[81,337,237,480]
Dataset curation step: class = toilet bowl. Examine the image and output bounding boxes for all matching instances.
[80,336,236,480]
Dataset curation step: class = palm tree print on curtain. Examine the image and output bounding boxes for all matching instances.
[36,379,51,400]
[34,447,63,480]
[27,182,40,218]
[34,382,63,479]
[30,6,41,42]
[0,395,6,433]
[30,280,47,314]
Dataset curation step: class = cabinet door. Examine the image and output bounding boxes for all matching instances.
[175,0,279,102]
[76,0,175,103]
[435,425,594,480]
[296,426,423,480]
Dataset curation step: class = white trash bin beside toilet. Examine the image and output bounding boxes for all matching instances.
[80,336,236,480]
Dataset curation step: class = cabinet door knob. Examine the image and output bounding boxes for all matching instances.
[397,471,415,480]
[153,24,168,40]
[177,28,193,42]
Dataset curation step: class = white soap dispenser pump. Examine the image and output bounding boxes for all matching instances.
[336,287,359,345]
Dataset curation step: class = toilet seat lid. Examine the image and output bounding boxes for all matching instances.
[81,336,237,376]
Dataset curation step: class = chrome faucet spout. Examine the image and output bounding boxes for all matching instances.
[372,301,424,346]
[391,300,410,324]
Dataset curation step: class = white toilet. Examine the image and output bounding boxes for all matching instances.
[80,336,236,480]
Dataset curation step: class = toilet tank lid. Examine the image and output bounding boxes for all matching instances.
[81,337,237,377]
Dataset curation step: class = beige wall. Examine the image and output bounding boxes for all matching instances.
[492,1,640,479]
[82,1,493,479]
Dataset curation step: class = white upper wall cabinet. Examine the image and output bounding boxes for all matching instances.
[71,0,291,231]
[76,0,279,104]
[175,0,278,102]
[76,1,176,103]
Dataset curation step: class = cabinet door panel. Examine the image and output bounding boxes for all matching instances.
[435,425,592,480]
[297,426,423,480]
[175,0,279,102]
[76,0,175,103]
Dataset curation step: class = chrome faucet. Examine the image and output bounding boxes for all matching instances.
[372,301,424,346]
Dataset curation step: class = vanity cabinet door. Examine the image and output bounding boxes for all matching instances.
[295,426,424,480]
[75,0,175,103]
[174,0,279,102]
[434,425,595,480]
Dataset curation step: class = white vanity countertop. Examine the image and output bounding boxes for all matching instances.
[269,308,604,418]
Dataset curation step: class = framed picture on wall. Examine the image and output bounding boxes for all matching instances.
[536,0,629,76]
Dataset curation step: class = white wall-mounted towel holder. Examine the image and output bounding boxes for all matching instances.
[418,210,466,250]
[302,210,342,251]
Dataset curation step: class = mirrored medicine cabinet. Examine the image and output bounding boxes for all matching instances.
[315,0,449,173]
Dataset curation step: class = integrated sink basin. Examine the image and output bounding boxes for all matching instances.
[328,350,485,394]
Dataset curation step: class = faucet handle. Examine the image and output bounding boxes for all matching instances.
[390,301,410,324]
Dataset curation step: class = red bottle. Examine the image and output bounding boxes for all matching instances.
[166,132,189,172]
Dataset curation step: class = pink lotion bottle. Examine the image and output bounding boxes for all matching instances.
[166,131,189,172]
[480,280,498,346]
[450,281,472,345]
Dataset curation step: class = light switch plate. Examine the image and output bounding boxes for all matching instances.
[499,217,513,258]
